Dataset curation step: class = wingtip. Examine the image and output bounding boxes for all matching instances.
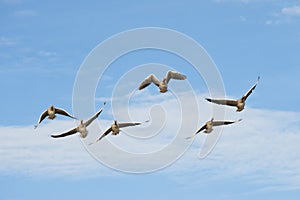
[51,134,59,138]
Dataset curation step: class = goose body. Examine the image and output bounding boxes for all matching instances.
[111,121,120,135]
[138,70,186,93]
[34,105,77,128]
[76,120,88,138]
[205,76,260,112]
[186,118,242,139]
[47,106,56,119]
[51,102,106,139]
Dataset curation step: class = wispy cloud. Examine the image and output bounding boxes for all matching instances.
[282,6,300,16]
[0,36,17,46]
[265,5,300,25]
[38,50,57,57]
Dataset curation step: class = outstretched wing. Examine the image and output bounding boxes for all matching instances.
[213,119,242,127]
[118,121,146,128]
[84,102,106,127]
[34,110,49,129]
[166,71,186,83]
[138,74,160,90]
[55,107,77,119]
[51,127,78,138]
[94,127,112,143]
[242,76,260,101]
[205,98,238,107]
[186,124,207,139]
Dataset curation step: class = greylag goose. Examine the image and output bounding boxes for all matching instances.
[90,120,149,144]
[138,70,186,93]
[205,76,260,112]
[51,102,106,138]
[34,105,77,128]
[186,118,242,139]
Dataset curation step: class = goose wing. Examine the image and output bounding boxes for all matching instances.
[138,74,160,90]
[51,127,78,138]
[34,110,49,128]
[166,71,186,83]
[118,120,148,128]
[55,107,77,119]
[242,76,260,101]
[212,119,242,127]
[84,102,106,127]
[205,98,238,107]
[186,124,207,139]
[94,127,112,143]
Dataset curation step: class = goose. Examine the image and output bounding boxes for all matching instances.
[34,105,77,129]
[89,120,149,144]
[51,102,106,138]
[205,76,260,112]
[186,118,242,139]
[138,70,186,93]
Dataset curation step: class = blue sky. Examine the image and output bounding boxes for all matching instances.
[1,0,300,199]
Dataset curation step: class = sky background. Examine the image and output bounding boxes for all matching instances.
[1,0,300,199]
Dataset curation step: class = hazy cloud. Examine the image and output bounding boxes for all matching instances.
[38,50,57,57]
[282,6,300,16]
[1,92,300,191]
[0,36,17,46]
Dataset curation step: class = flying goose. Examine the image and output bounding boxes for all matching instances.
[89,120,149,144]
[186,118,242,139]
[138,70,186,93]
[51,102,106,138]
[34,105,77,129]
[205,76,260,112]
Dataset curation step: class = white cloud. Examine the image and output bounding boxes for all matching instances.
[0,121,115,178]
[265,5,300,25]
[1,91,300,191]
[166,108,300,191]
[282,6,300,16]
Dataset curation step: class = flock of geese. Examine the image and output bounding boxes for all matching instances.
[34,70,260,143]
